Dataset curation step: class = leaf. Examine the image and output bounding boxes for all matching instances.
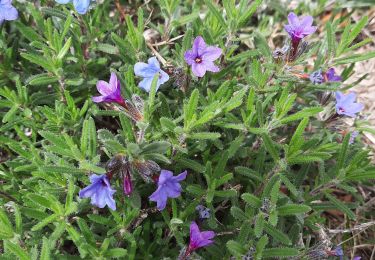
[255,235,269,260]
[262,248,299,258]
[141,141,171,154]
[333,51,375,65]
[176,158,205,173]
[238,0,262,27]
[325,192,356,220]
[226,240,247,256]
[80,117,97,159]
[261,134,280,161]
[287,118,309,156]
[279,107,322,124]
[230,206,247,221]
[204,0,226,27]
[4,240,30,260]
[21,53,55,72]
[264,224,292,245]
[104,248,128,258]
[242,193,262,208]
[31,213,59,231]
[96,43,119,55]
[184,89,199,129]
[57,37,72,60]
[0,208,14,239]
[40,237,51,260]
[254,213,265,237]
[188,132,221,140]
[277,204,311,216]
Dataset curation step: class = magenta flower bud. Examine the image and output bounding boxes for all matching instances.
[123,170,133,196]
[92,72,125,105]
[184,36,222,77]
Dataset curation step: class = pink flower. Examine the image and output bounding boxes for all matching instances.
[92,72,125,105]
[184,36,222,77]
[188,222,215,251]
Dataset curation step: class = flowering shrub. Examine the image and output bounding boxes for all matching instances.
[0,1,375,259]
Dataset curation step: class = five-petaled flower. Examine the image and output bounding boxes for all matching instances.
[149,169,187,210]
[284,12,317,45]
[184,36,222,77]
[79,174,116,211]
[55,0,92,15]
[92,72,125,105]
[134,57,169,93]
[0,0,18,24]
[188,221,215,251]
[335,91,364,118]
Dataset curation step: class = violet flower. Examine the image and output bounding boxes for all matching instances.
[184,36,222,77]
[149,170,187,210]
[122,168,133,197]
[335,91,364,118]
[333,246,344,260]
[349,131,359,144]
[188,221,215,251]
[0,0,18,24]
[353,257,361,260]
[325,68,342,82]
[92,72,125,105]
[55,0,92,15]
[284,12,317,45]
[134,57,169,92]
[79,174,116,210]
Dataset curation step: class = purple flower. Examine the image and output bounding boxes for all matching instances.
[335,91,364,118]
[134,57,169,93]
[149,170,187,210]
[92,72,125,105]
[55,0,92,15]
[309,69,324,84]
[325,68,342,82]
[184,36,222,77]
[0,0,18,24]
[79,174,116,210]
[284,12,317,44]
[188,221,215,251]
[353,257,361,260]
[333,246,344,260]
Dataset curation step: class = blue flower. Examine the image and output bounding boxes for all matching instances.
[335,91,364,118]
[149,170,187,210]
[309,69,324,84]
[55,0,92,15]
[0,0,18,24]
[134,57,169,92]
[79,174,116,210]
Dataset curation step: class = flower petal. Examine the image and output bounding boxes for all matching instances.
[134,62,158,78]
[287,12,299,26]
[96,80,113,96]
[202,46,222,61]
[192,63,207,77]
[203,61,220,73]
[148,57,160,70]
[158,170,174,185]
[184,50,196,65]
[55,0,71,3]
[0,6,18,20]
[73,0,91,14]
[193,36,207,56]
[173,170,187,182]
[300,16,313,28]
[138,77,154,93]
[158,70,170,85]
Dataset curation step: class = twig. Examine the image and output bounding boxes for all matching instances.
[146,42,168,66]
[327,221,375,234]
[114,0,126,21]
